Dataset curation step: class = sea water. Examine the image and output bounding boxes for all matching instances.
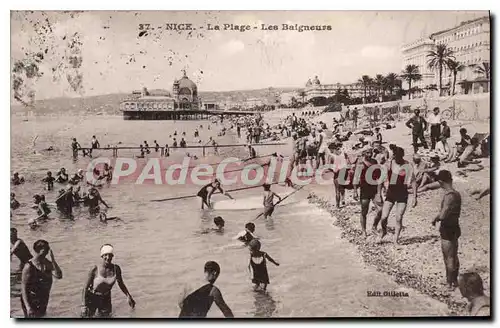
[10,115,449,317]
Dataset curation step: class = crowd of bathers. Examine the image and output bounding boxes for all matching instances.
[11,106,490,318]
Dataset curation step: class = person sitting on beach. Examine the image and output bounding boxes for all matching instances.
[234,223,257,245]
[352,137,369,150]
[417,155,441,192]
[197,179,232,210]
[42,171,55,191]
[457,137,483,168]
[458,272,490,316]
[261,184,282,220]
[248,239,279,292]
[178,261,234,318]
[11,192,20,210]
[11,228,33,274]
[81,244,136,318]
[55,168,69,183]
[12,172,25,185]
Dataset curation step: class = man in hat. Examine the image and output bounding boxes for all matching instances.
[432,170,461,291]
[406,109,428,153]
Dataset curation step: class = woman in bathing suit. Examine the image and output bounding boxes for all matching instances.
[248,240,279,291]
[197,179,231,209]
[81,244,135,318]
[21,240,62,318]
[379,147,417,244]
[179,261,233,318]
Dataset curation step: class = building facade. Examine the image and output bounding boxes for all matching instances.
[401,16,490,98]
[303,76,364,101]
[119,70,201,119]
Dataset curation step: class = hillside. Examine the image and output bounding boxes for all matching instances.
[11,87,299,115]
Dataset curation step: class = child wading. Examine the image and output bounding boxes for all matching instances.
[248,239,279,291]
[262,183,282,219]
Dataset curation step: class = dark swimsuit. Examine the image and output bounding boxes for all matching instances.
[13,240,33,264]
[385,160,409,203]
[359,158,381,200]
[21,260,53,318]
[197,184,222,205]
[238,231,254,244]
[179,284,215,318]
[439,190,462,241]
[250,252,270,285]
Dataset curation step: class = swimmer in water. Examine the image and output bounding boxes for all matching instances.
[55,168,69,183]
[234,222,256,245]
[200,216,225,234]
[11,192,20,210]
[84,188,110,217]
[178,261,234,318]
[90,135,100,157]
[11,228,33,272]
[41,171,55,190]
[248,239,279,291]
[72,138,81,158]
[261,184,282,220]
[154,140,160,152]
[12,172,25,185]
[30,194,51,228]
[81,244,136,318]
[196,179,233,209]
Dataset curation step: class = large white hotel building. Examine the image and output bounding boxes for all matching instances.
[401,15,490,98]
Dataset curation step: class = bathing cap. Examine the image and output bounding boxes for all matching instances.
[100,244,114,257]
[248,239,261,251]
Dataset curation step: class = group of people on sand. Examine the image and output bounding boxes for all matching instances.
[274,105,489,314]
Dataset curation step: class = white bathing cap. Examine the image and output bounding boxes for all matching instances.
[100,244,114,257]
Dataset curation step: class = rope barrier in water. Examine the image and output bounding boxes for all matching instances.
[150,181,284,202]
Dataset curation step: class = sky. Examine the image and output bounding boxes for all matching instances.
[11,10,488,100]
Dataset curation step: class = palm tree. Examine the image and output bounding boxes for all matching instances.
[357,75,372,103]
[471,62,490,80]
[447,59,465,96]
[427,44,455,96]
[374,74,385,97]
[385,73,399,96]
[401,64,422,100]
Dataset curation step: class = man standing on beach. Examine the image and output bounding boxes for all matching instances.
[432,170,461,291]
[428,107,442,150]
[406,109,428,153]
